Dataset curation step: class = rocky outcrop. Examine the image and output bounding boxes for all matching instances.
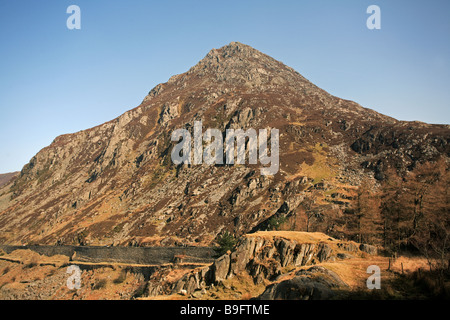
[146,232,376,298]
[158,101,180,125]
[359,243,377,255]
[256,266,347,300]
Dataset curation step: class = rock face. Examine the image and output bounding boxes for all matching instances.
[146,232,374,297]
[257,266,347,300]
[0,42,449,245]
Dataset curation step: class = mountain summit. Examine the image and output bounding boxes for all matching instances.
[0,42,448,246]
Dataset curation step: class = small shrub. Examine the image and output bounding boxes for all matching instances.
[93,279,107,290]
[214,231,237,257]
[267,215,287,231]
[113,270,127,284]
[113,225,123,234]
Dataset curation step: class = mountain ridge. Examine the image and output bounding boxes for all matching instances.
[0,172,19,188]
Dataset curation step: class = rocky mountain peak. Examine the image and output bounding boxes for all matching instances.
[0,42,448,247]
[203,41,266,63]
[183,42,310,89]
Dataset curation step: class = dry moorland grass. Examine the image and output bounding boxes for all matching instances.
[1,249,70,267]
[246,231,336,243]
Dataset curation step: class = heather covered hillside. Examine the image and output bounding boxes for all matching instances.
[0,43,448,250]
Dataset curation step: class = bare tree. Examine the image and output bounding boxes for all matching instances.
[409,159,449,274]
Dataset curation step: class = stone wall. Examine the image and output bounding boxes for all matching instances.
[0,245,215,265]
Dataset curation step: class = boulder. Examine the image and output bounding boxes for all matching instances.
[337,253,354,260]
[337,242,358,252]
[276,239,296,267]
[359,244,377,255]
[228,237,256,277]
[212,254,230,283]
[257,266,347,300]
[317,244,332,262]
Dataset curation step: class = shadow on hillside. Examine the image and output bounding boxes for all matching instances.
[334,268,450,300]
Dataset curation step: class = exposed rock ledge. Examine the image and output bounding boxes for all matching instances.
[146,231,377,298]
[257,266,348,300]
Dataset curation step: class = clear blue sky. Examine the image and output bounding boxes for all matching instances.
[1,0,449,173]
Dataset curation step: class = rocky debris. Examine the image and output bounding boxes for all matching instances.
[256,266,347,300]
[351,124,449,180]
[0,269,67,300]
[228,174,270,207]
[158,101,180,125]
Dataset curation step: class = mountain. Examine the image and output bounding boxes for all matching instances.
[0,172,19,188]
[0,42,448,246]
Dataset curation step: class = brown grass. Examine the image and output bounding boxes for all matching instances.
[247,231,336,243]
[391,256,431,273]
[2,249,70,268]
